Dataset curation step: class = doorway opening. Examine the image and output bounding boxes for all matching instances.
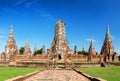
[58,55,62,60]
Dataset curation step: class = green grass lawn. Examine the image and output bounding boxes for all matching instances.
[0,67,42,81]
[78,67,120,81]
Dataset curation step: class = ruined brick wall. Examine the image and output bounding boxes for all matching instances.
[69,55,100,62]
[15,54,50,62]
[91,56,101,62]
[31,55,50,62]
[69,55,88,62]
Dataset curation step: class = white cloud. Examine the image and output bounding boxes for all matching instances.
[39,13,57,21]
[86,38,96,42]
[16,0,27,5]
[3,8,18,15]
[0,35,6,39]
[40,14,52,17]
[16,0,38,8]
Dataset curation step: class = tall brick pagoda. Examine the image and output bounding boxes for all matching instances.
[82,44,86,51]
[74,45,78,54]
[42,45,46,54]
[87,38,96,62]
[33,44,37,54]
[100,26,117,62]
[24,39,32,56]
[5,25,18,61]
[50,20,72,60]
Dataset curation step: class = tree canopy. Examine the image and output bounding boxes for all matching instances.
[78,50,87,55]
[118,55,120,61]
[19,47,24,54]
[33,49,43,56]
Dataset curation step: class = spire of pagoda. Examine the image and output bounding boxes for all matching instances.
[42,45,46,54]
[5,25,18,50]
[82,44,86,51]
[24,39,32,55]
[5,25,18,60]
[74,45,78,54]
[33,44,37,53]
[87,38,96,62]
[7,25,15,44]
[88,38,96,55]
[106,25,111,41]
[26,39,29,48]
[100,26,114,55]
[55,20,66,40]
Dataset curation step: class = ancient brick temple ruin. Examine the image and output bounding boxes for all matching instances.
[5,26,18,61]
[48,20,72,60]
[0,20,118,63]
[100,27,118,62]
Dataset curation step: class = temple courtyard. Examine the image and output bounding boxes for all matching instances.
[1,66,120,81]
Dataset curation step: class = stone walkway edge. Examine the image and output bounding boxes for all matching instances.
[73,68,107,81]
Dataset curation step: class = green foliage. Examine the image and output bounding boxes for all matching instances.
[78,50,87,55]
[19,47,24,54]
[96,52,98,55]
[0,67,41,81]
[34,49,43,56]
[118,55,120,61]
[78,67,120,81]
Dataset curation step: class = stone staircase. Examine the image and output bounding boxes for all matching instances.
[9,61,16,67]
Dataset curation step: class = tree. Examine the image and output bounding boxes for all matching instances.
[33,49,43,56]
[119,55,120,61]
[19,47,24,54]
[96,52,98,55]
[78,50,87,55]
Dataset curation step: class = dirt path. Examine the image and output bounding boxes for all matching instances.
[24,69,90,81]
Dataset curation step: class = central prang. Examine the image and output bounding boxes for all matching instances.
[49,20,72,60]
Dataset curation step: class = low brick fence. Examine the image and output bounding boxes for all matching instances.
[72,62,101,68]
[1,61,120,68]
[73,68,106,81]
[0,61,9,66]
[16,61,48,68]
[110,62,120,66]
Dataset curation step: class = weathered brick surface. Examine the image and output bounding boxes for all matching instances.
[24,70,90,81]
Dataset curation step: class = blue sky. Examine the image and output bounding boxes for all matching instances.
[0,0,120,54]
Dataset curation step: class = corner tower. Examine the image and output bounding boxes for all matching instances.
[5,25,18,61]
[87,38,96,62]
[100,26,115,62]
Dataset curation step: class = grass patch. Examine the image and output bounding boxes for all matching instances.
[0,67,42,81]
[78,67,120,81]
